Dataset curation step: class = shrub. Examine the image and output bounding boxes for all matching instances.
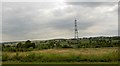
[2,54,8,61]
[28,47,34,51]
[62,45,72,48]
[23,53,36,62]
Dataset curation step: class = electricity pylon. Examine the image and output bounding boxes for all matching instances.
[74,18,78,40]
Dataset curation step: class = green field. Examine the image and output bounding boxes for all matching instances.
[2,61,118,64]
[2,47,119,64]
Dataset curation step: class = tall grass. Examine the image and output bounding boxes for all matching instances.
[2,48,119,62]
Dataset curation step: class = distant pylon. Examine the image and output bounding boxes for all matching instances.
[74,18,78,39]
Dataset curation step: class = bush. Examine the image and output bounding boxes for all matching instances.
[62,45,72,48]
[28,47,34,51]
[3,47,16,52]
[2,54,8,61]
[21,53,36,62]
[11,52,21,61]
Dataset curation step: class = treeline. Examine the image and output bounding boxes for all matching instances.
[2,36,120,52]
[2,40,35,52]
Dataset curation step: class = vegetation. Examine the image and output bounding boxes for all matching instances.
[2,40,35,52]
[2,48,119,62]
[2,36,119,63]
[2,36,120,52]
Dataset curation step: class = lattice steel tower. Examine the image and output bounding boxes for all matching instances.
[74,18,78,39]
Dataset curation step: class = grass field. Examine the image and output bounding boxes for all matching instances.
[2,47,119,63]
[2,61,118,64]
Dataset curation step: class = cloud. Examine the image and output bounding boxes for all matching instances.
[49,18,94,31]
[65,0,119,2]
[67,2,116,7]
[2,2,118,42]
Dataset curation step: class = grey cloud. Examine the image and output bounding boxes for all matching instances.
[49,18,94,31]
[65,0,119,2]
[2,17,32,36]
[2,3,37,37]
[2,2,118,41]
[66,2,117,8]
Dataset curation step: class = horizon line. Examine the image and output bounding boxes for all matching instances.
[1,35,119,43]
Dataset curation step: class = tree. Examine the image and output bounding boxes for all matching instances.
[23,40,36,48]
[49,40,55,48]
[24,40,32,48]
[6,45,10,48]
[17,42,22,48]
[25,40,31,45]
[56,41,61,48]
[2,44,5,48]
[31,43,35,48]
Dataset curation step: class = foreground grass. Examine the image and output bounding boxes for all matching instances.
[2,61,118,64]
[2,47,119,62]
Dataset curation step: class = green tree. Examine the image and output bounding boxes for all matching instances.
[56,41,61,48]
[31,43,35,48]
[17,42,22,48]
[2,44,5,48]
[49,40,55,48]
[23,40,36,48]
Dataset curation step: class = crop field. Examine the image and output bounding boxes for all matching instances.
[2,47,119,64]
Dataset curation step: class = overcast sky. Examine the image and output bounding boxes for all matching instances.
[2,1,118,42]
